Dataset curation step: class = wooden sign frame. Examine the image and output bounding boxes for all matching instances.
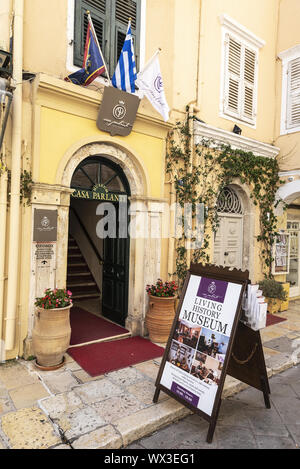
[153,264,271,443]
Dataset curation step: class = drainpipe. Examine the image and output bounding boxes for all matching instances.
[5,0,23,352]
[0,153,8,360]
[167,172,175,280]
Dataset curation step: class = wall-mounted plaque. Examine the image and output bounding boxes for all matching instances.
[97,86,140,137]
[33,209,58,242]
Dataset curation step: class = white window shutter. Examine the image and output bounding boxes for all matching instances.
[242,47,256,119]
[224,35,242,115]
[223,33,258,125]
[287,57,300,129]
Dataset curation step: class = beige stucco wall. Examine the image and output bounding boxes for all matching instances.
[197,0,279,144]
[23,0,68,78]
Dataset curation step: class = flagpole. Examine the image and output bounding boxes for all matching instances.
[86,11,112,86]
[139,48,161,75]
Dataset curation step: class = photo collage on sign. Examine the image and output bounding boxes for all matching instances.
[168,319,230,387]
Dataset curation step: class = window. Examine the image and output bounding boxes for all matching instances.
[224,35,257,123]
[286,57,300,130]
[217,186,243,215]
[74,0,141,76]
[219,14,265,127]
[279,45,300,135]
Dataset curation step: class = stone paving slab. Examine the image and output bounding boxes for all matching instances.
[92,394,146,424]
[264,335,298,354]
[1,407,61,449]
[39,391,83,419]
[0,397,15,416]
[71,425,122,449]
[72,378,123,404]
[55,405,106,441]
[115,398,191,448]
[9,382,50,409]
[0,303,299,449]
[0,362,39,390]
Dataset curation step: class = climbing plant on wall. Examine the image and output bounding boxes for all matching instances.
[166,110,284,290]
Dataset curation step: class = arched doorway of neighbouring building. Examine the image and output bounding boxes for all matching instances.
[276,178,300,297]
[68,155,130,328]
[213,186,244,269]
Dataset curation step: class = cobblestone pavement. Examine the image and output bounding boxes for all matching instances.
[128,365,300,450]
[0,300,299,449]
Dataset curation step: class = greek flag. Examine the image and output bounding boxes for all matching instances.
[112,21,137,94]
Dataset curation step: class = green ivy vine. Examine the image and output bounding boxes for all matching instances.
[20,169,33,206]
[166,111,284,290]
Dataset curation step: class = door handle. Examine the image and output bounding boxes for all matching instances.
[224,252,229,256]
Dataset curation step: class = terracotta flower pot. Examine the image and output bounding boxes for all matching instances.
[32,305,72,369]
[146,295,177,343]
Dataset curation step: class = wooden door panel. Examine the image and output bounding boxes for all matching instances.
[102,204,129,326]
[214,216,243,269]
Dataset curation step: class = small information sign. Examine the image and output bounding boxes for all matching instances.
[35,243,55,261]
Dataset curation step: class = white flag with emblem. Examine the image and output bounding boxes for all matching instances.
[136,51,169,122]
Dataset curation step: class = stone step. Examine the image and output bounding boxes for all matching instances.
[67,271,93,279]
[71,293,101,300]
[67,259,87,266]
[67,265,90,274]
[68,252,84,259]
[67,281,97,289]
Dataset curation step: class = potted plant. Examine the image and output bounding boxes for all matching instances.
[32,288,73,370]
[259,279,288,314]
[146,279,178,343]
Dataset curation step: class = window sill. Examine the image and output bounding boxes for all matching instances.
[280,126,300,136]
[219,111,257,130]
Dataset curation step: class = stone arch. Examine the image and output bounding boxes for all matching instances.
[56,136,150,197]
[276,179,300,204]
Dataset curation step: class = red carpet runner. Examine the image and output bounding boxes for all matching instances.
[266,313,287,327]
[67,336,165,376]
[70,307,129,346]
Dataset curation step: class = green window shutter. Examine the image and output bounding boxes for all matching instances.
[73,0,141,77]
[74,0,107,68]
[110,0,141,75]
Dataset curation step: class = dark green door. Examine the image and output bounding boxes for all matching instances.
[102,203,129,326]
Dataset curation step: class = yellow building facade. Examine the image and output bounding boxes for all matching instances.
[0,0,298,360]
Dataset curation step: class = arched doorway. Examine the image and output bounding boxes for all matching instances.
[68,156,130,327]
[213,186,244,269]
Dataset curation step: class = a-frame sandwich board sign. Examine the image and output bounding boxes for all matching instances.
[153,263,271,443]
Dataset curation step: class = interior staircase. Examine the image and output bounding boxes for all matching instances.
[67,235,101,301]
